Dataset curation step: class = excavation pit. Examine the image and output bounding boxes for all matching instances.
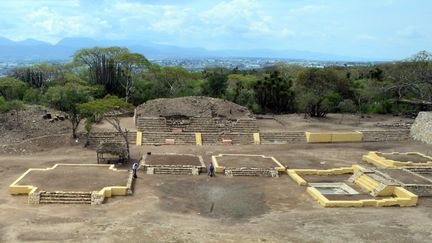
[212,154,285,177]
[287,165,418,207]
[309,183,359,195]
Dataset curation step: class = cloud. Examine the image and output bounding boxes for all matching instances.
[0,0,430,59]
[26,6,111,42]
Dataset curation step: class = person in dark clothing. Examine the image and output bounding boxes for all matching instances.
[132,162,139,178]
[208,162,215,177]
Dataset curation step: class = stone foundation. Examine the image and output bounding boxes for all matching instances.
[224,168,279,177]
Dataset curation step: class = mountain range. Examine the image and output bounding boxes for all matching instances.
[0,37,374,62]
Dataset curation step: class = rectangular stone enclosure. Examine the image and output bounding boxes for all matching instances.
[212,154,285,177]
[16,164,129,192]
[141,153,206,175]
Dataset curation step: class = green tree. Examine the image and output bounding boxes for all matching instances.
[383,51,432,104]
[295,68,349,117]
[254,71,295,113]
[73,46,129,95]
[0,77,28,100]
[114,52,151,102]
[78,96,134,160]
[8,100,24,126]
[9,64,64,90]
[44,84,93,138]
[0,96,9,113]
[202,68,229,98]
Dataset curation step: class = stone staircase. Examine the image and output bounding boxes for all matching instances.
[260,132,306,144]
[348,170,395,196]
[137,117,170,132]
[184,117,220,132]
[231,118,259,133]
[39,191,92,204]
[224,167,279,177]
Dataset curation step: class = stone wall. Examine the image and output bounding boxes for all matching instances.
[88,129,412,146]
[361,129,411,142]
[136,116,258,133]
[410,112,432,144]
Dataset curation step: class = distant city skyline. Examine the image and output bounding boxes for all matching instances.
[0,0,431,60]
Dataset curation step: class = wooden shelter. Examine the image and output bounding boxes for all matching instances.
[96,143,128,164]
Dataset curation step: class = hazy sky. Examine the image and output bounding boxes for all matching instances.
[1,0,431,59]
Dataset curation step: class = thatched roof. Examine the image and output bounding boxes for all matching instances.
[96,143,128,156]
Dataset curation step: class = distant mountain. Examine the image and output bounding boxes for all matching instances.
[0,36,374,61]
[56,37,100,48]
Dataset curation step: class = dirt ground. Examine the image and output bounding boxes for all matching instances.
[215,155,279,168]
[257,113,413,132]
[377,153,432,163]
[378,169,432,185]
[145,154,202,166]
[1,141,432,242]
[17,165,129,192]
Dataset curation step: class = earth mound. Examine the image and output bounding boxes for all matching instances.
[135,96,253,120]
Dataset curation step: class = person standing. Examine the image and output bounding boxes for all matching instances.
[132,162,139,178]
[208,162,215,177]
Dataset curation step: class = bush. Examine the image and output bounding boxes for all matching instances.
[23,88,41,104]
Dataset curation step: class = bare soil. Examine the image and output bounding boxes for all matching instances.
[145,154,202,166]
[1,111,432,242]
[1,143,432,242]
[377,153,432,163]
[215,155,279,168]
[0,105,71,145]
[17,165,129,192]
[258,113,414,132]
[379,169,432,185]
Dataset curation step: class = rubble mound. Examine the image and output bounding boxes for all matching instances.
[411,111,432,144]
[135,96,253,120]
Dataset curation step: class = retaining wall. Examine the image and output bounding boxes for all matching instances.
[87,129,411,146]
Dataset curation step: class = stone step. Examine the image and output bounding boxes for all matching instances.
[42,192,91,196]
[40,200,91,204]
[40,197,91,201]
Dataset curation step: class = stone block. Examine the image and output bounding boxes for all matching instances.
[165,139,175,144]
[147,167,155,175]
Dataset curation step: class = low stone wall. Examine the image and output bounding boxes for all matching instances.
[361,129,411,142]
[411,112,432,144]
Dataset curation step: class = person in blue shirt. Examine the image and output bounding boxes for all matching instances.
[132,162,139,178]
[208,162,215,177]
